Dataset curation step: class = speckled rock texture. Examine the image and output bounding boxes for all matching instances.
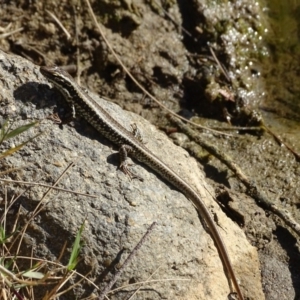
[0,50,263,299]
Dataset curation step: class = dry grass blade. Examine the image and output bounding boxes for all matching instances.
[45,9,71,40]
[0,27,23,39]
[0,120,95,299]
[1,204,90,299]
[108,278,190,298]
[0,255,95,299]
[126,266,162,300]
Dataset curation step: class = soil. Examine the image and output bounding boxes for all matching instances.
[1,0,300,299]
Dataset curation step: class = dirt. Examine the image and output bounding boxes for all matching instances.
[1,0,300,299]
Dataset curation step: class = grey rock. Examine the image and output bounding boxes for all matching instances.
[0,50,263,299]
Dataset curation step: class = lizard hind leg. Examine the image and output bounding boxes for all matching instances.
[119,144,143,181]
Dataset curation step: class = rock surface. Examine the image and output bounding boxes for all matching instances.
[0,50,264,299]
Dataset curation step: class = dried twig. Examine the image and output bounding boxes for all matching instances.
[169,115,300,238]
[98,222,157,300]
[0,27,23,39]
[0,178,97,198]
[262,124,300,161]
[45,9,71,40]
[83,0,231,137]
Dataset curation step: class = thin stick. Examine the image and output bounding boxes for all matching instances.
[73,3,81,85]
[0,178,96,198]
[263,124,300,161]
[169,115,300,238]
[7,162,75,254]
[84,0,231,137]
[45,9,71,40]
[98,222,157,300]
[209,46,231,83]
[127,266,162,299]
[0,27,23,39]
[108,277,190,294]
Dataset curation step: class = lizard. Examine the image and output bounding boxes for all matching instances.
[40,65,244,300]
